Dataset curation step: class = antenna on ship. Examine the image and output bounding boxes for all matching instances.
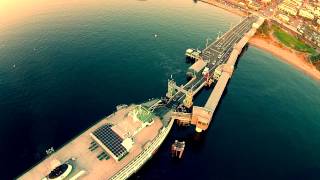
[46,147,55,156]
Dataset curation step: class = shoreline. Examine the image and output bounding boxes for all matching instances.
[199,0,320,82]
[249,36,320,81]
[199,0,247,17]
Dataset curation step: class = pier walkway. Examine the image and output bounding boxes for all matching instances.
[167,15,258,105]
[169,16,265,132]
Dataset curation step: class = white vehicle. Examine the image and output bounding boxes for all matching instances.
[218,54,222,59]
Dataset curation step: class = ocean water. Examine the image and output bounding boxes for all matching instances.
[0,0,319,179]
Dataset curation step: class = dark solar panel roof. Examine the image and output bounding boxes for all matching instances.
[92,125,128,159]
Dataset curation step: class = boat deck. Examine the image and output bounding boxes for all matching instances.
[18,105,163,180]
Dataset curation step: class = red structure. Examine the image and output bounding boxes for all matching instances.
[171,140,185,159]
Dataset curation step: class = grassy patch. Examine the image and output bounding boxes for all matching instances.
[309,53,320,63]
[314,61,320,70]
[272,25,316,54]
[257,21,270,35]
[309,54,320,70]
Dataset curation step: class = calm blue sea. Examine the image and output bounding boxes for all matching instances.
[0,0,319,179]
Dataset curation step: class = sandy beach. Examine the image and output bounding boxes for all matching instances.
[200,0,247,17]
[249,36,320,81]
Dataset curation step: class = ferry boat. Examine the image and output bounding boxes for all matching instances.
[18,99,174,180]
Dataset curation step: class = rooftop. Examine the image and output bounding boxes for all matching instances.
[129,105,155,124]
